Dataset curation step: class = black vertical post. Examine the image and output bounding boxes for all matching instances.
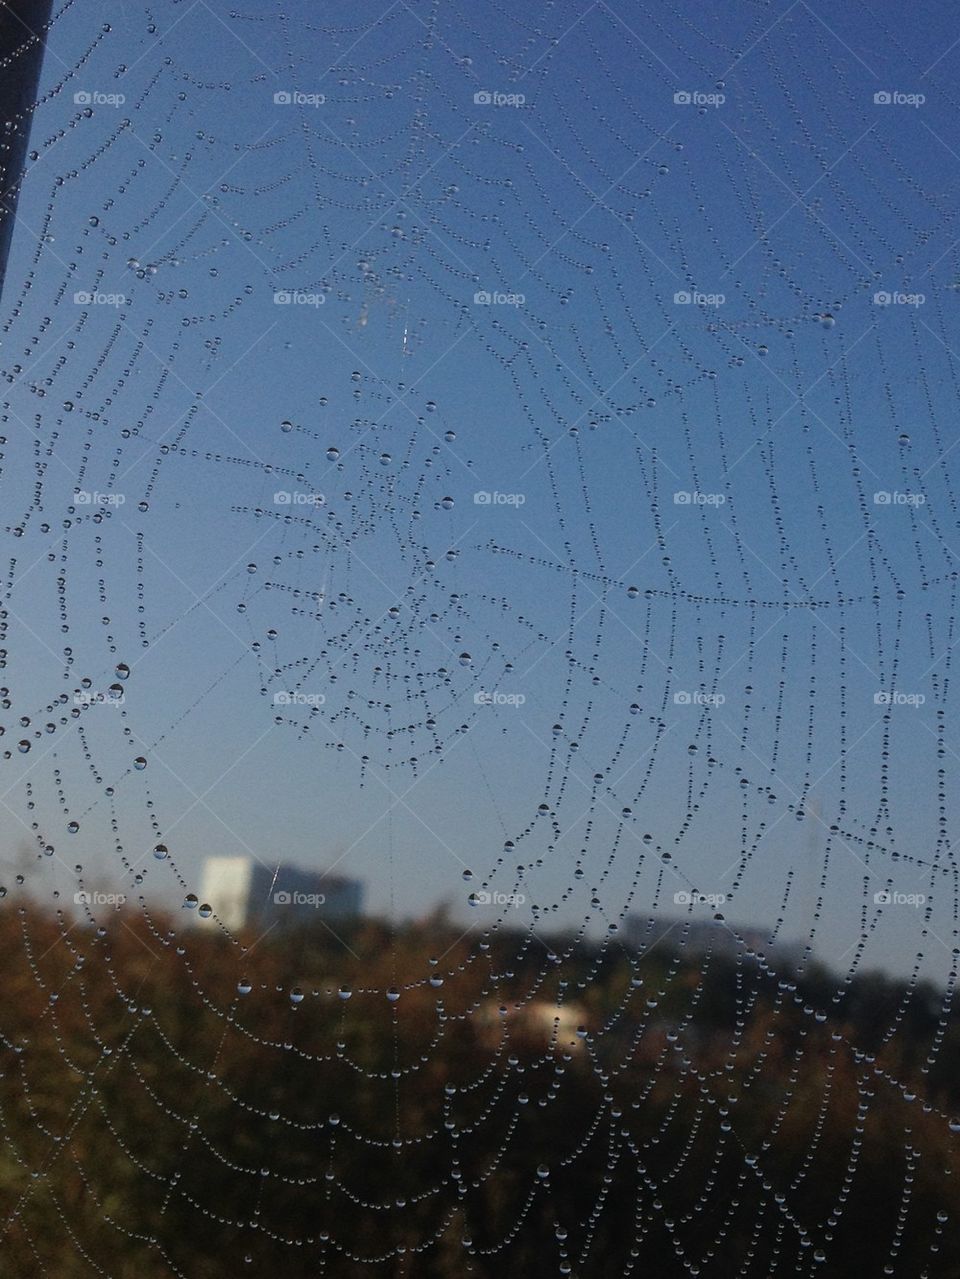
[0,0,54,298]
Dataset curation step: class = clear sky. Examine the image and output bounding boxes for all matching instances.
[2,0,960,980]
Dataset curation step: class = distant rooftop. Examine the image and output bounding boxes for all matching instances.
[197,856,363,931]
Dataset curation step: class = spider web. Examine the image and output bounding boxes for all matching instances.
[0,1,959,1275]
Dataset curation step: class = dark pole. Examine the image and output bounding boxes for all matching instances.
[0,0,54,298]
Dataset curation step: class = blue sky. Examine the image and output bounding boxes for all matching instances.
[2,0,960,978]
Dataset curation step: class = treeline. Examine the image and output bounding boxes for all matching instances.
[0,902,957,1277]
